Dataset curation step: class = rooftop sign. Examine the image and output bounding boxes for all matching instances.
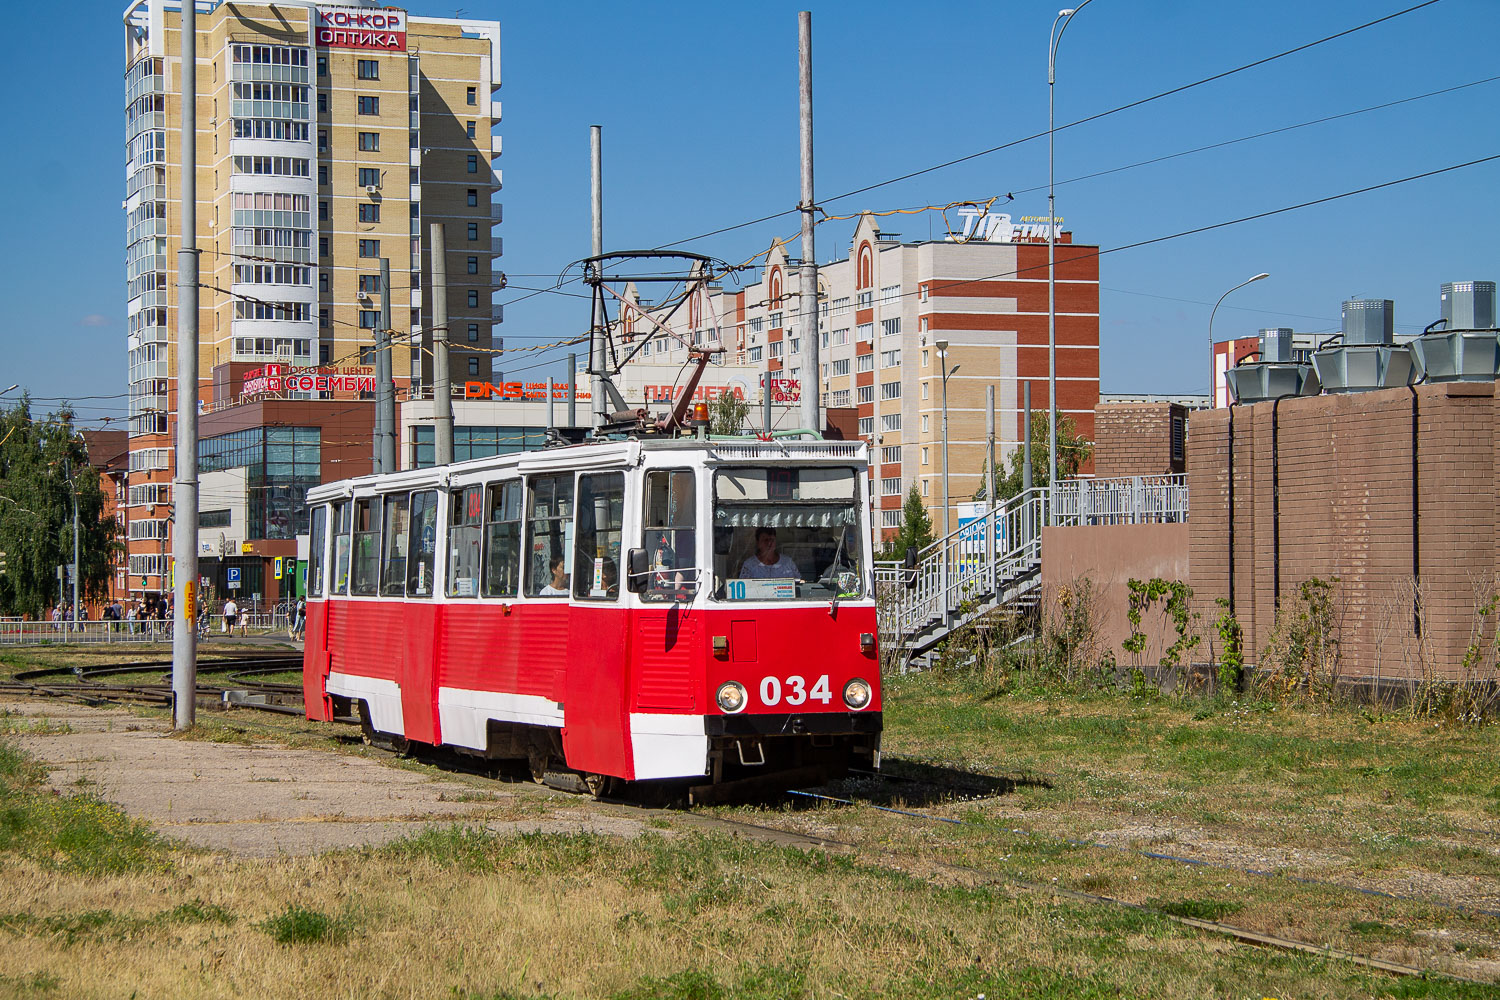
[242,363,375,397]
[946,208,1061,244]
[315,7,407,51]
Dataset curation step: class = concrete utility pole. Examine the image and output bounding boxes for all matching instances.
[172,0,201,730]
[376,258,396,473]
[567,353,577,429]
[986,384,996,510]
[65,457,79,628]
[430,223,453,465]
[590,125,605,429]
[763,351,773,434]
[797,11,819,435]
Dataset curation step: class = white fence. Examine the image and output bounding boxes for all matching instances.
[1050,474,1188,526]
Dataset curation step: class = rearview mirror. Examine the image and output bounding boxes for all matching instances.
[625,547,649,594]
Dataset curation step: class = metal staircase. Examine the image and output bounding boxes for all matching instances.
[876,488,1049,670]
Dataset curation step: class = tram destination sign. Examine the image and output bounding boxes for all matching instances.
[315,7,407,51]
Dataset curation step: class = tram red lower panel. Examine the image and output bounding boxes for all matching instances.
[305,597,881,781]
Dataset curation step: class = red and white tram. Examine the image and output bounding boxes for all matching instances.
[301,437,882,795]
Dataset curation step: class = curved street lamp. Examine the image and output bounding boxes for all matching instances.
[1209,273,1271,404]
[1049,1,1094,512]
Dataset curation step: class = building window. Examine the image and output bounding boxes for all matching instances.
[359,239,380,258]
[466,189,478,207]
[857,353,874,373]
[357,59,379,80]
[357,274,380,293]
[858,416,873,435]
[833,328,849,346]
[831,358,850,376]
[317,55,327,76]
[882,317,902,338]
[467,290,479,308]
[922,414,930,433]
[467,154,479,174]
[358,132,380,151]
[320,344,331,363]
[318,164,328,185]
[921,447,929,466]
[881,477,902,496]
[319,237,329,257]
[857,322,874,343]
[467,256,479,275]
[317,130,328,153]
[881,348,901,368]
[882,413,901,432]
[466,121,476,139]
[318,200,328,221]
[467,222,479,241]
[882,446,901,465]
[358,167,380,187]
[857,290,873,309]
[882,381,902,400]
[318,272,329,292]
[317,92,327,113]
[922,480,929,497]
[918,284,929,303]
[466,86,477,105]
[748,346,762,363]
[857,385,874,404]
[467,323,479,342]
[359,310,380,329]
[880,284,900,307]
[359,203,380,222]
[357,96,379,115]
[921,382,929,401]
[468,357,479,376]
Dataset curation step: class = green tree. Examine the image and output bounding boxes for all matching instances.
[993,411,1093,501]
[0,400,119,618]
[879,485,935,560]
[709,389,751,436]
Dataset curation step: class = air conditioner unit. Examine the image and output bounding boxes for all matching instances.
[357,291,371,301]
[365,184,380,195]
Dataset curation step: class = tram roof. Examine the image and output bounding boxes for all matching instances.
[307,436,867,502]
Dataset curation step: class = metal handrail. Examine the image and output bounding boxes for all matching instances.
[1050,474,1188,526]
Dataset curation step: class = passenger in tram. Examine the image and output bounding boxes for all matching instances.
[538,556,570,597]
[739,526,800,580]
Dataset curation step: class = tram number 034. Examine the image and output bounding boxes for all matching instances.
[758,674,832,707]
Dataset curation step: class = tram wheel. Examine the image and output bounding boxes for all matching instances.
[357,701,412,757]
[583,772,615,800]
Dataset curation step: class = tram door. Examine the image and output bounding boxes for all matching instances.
[395,491,443,744]
[562,472,633,777]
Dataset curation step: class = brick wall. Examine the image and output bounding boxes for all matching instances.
[1093,402,1187,477]
[1187,383,1497,680]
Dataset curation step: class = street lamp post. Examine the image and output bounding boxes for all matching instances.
[935,339,960,539]
[1209,273,1271,404]
[1049,1,1093,518]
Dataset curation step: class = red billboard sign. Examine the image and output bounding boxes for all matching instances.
[315,7,407,51]
[242,363,376,397]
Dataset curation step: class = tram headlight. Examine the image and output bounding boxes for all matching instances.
[716,681,748,714]
[843,678,872,711]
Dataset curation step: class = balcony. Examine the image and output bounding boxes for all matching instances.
[490,134,502,157]
[492,303,504,322]
[490,236,503,257]
[490,203,503,223]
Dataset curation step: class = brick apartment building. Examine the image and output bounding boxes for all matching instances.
[122,0,502,601]
[630,211,1101,539]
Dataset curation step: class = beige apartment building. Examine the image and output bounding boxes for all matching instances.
[626,213,1101,541]
[122,0,501,600]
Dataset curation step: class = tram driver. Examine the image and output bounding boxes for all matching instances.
[739,526,801,580]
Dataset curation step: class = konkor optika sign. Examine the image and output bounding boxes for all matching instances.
[315,7,407,51]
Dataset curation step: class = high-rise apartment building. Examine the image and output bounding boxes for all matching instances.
[122,0,501,603]
[629,213,1100,540]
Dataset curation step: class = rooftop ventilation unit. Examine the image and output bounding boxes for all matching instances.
[1224,328,1320,404]
[1411,280,1500,383]
[1312,298,1414,392]
[1440,281,1496,330]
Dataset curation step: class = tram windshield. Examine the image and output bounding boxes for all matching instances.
[712,466,863,602]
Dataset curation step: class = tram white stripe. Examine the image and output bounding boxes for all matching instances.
[629,713,708,780]
[327,672,404,736]
[437,687,565,751]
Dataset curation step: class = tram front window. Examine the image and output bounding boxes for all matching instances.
[712,466,863,602]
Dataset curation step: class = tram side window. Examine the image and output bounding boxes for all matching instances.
[406,490,439,597]
[350,497,381,596]
[307,505,327,598]
[574,472,625,601]
[447,486,484,597]
[642,470,696,601]
[332,500,352,595]
[525,474,573,598]
[482,480,521,598]
[381,493,411,597]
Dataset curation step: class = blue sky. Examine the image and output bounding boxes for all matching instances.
[5,0,1498,426]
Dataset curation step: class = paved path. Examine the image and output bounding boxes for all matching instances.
[2,697,646,857]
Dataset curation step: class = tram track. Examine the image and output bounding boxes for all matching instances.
[2,654,308,715]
